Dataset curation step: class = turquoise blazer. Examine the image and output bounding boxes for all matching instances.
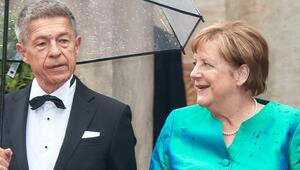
[150,99,300,170]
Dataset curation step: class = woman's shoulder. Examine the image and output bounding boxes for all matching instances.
[267,100,300,116]
[261,99,300,125]
[167,104,211,125]
[172,104,209,115]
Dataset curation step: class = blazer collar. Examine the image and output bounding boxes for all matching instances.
[54,77,97,170]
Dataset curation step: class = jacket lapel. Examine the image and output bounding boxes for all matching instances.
[7,84,31,170]
[54,78,97,170]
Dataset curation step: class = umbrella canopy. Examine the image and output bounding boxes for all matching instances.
[145,0,203,48]
[1,0,203,64]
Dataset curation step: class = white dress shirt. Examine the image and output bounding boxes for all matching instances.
[26,76,76,170]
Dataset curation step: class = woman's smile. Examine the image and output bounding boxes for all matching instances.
[194,84,210,95]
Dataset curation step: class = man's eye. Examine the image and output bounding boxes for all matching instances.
[36,42,46,48]
[59,39,69,44]
[192,61,196,65]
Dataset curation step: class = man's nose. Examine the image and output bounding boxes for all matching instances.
[49,41,61,57]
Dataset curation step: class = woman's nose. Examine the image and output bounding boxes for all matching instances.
[190,64,202,80]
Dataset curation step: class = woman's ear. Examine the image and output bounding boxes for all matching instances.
[234,64,250,86]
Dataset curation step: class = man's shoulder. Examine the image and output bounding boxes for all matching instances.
[76,79,128,110]
[5,82,31,100]
[91,90,128,108]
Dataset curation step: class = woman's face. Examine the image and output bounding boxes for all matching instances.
[190,41,239,110]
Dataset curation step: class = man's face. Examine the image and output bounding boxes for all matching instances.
[17,17,81,93]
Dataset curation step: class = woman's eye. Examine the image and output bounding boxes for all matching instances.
[204,62,213,67]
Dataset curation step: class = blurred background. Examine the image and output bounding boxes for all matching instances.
[183,0,300,109]
[1,0,300,169]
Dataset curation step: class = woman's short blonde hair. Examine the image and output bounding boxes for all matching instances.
[191,21,269,96]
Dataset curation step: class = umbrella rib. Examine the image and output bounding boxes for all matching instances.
[2,49,181,65]
[76,49,180,65]
[183,17,204,49]
[160,8,185,54]
[144,0,202,18]
[0,0,10,146]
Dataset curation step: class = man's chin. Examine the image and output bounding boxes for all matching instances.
[48,75,70,86]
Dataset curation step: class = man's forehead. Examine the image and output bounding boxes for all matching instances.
[28,17,72,27]
[27,17,75,36]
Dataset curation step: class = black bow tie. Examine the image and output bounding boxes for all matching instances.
[29,95,66,110]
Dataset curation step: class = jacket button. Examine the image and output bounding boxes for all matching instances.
[220,159,230,167]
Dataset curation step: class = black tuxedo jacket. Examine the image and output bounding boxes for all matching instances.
[3,77,137,170]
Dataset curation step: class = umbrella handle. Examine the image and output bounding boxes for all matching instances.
[0,0,10,146]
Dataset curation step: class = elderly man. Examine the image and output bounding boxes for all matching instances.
[0,0,136,169]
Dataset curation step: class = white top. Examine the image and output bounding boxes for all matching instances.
[26,76,76,170]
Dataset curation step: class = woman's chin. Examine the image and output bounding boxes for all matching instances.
[196,96,208,107]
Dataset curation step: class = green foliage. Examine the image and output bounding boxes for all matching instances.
[1,62,34,93]
[5,63,33,93]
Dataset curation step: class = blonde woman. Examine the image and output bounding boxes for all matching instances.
[150,21,300,170]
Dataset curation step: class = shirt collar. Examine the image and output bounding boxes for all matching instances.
[29,75,76,103]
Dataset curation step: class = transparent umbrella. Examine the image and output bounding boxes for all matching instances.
[1,0,203,63]
[0,0,203,143]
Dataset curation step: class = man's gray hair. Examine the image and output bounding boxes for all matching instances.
[15,0,78,43]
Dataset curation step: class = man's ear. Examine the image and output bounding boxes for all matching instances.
[74,36,81,56]
[234,64,250,86]
[16,42,29,64]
